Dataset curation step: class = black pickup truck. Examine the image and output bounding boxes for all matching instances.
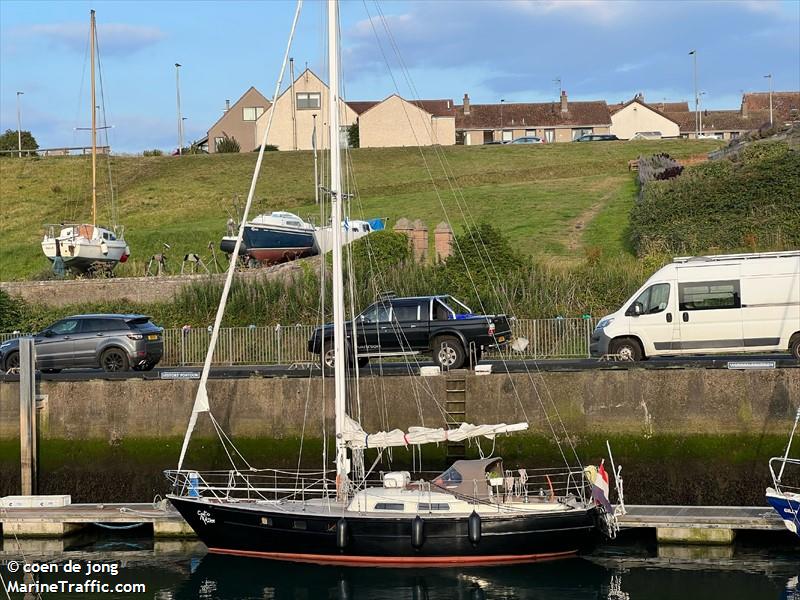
[307,294,513,370]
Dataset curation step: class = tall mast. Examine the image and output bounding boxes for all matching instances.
[328,0,348,495]
[90,10,97,227]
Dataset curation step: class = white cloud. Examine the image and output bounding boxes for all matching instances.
[16,22,165,56]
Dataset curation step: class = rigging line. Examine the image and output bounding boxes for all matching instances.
[367,2,579,469]
[176,0,303,472]
[209,412,254,471]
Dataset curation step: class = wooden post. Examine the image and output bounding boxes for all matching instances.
[19,337,37,495]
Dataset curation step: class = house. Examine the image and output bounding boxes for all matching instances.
[741,91,800,125]
[609,95,681,139]
[357,95,456,148]
[207,87,272,153]
[254,68,358,151]
[455,91,611,144]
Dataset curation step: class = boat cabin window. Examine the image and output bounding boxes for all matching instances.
[434,466,463,487]
[679,280,741,311]
[374,503,405,511]
[360,303,390,324]
[285,220,302,228]
[418,503,450,511]
[292,520,307,530]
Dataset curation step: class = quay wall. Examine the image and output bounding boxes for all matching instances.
[1,368,798,505]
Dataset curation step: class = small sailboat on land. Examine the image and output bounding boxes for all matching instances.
[767,408,800,537]
[41,10,129,275]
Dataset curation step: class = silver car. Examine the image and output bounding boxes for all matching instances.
[0,314,164,372]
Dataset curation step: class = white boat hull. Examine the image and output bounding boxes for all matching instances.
[42,225,129,274]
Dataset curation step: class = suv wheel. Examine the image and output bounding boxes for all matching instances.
[4,351,19,370]
[608,338,643,361]
[432,336,466,370]
[101,348,130,372]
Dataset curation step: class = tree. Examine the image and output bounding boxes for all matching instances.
[347,123,360,149]
[0,129,38,156]
[215,133,240,153]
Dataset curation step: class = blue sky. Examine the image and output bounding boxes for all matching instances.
[1,0,798,153]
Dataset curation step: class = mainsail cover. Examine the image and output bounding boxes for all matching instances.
[342,415,528,450]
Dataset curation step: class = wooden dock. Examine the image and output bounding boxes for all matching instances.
[1,502,787,544]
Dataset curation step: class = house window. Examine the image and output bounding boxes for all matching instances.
[243,107,264,121]
[214,137,224,148]
[730,131,740,139]
[525,129,536,136]
[502,130,513,142]
[679,280,741,311]
[572,128,593,140]
[297,92,321,110]
[544,129,555,143]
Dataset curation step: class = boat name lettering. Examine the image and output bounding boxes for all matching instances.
[197,510,215,525]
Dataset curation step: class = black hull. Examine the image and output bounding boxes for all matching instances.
[169,496,599,565]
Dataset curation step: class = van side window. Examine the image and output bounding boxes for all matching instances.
[679,280,741,311]
[629,283,670,315]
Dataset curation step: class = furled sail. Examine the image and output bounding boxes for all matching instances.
[341,415,528,450]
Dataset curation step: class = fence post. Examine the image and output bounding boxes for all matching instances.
[277,325,282,365]
[19,337,37,495]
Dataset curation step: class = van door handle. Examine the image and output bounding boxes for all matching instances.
[682,312,689,322]
[666,313,672,323]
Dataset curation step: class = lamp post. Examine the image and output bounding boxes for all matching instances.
[16,91,24,158]
[699,91,706,135]
[175,63,183,155]
[764,74,773,126]
[500,99,505,142]
[689,50,698,138]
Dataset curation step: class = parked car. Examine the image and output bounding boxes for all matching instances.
[0,314,164,372]
[573,134,619,142]
[509,136,544,144]
[630,131,662,140]
[485,140,508,145]
[590,251,800,361]
[308,294,513,370]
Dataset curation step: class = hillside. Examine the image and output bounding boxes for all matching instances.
[0,140,720,281]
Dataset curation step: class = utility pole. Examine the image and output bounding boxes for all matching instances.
[699,91,706,135]
[175,63,183,155]
[689,50,698,138]
[764,74,773,126]
[500,99,505,141]
[16,91,24,157]
[290,57,297,151]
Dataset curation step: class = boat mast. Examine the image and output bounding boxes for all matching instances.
[90,9,97,228]
[328,0,348,496]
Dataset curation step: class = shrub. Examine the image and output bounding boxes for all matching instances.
[215,133,240,153]
[143,149,164,157]
[252,144,279,152]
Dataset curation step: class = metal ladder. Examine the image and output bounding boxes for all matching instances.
[445,374,467,460]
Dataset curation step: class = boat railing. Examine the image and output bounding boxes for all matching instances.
[165,469,336,503]
[769,457,800,494]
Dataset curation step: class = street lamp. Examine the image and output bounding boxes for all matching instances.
[699,91,706,135]
[16,91,24,158]
[182,117,188,151]
[689,50,698,138]
[175,63,183,155]
[500,99,505,141]
[764,74,773,126]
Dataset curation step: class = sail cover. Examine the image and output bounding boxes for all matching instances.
[342,415,528,450]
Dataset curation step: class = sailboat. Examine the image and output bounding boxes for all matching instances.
[41,10,130,275]
[766,407,800,537]
[167,0,617,564]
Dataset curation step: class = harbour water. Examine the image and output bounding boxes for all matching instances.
[1,531,798,599]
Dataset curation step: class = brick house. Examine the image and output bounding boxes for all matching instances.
[207,87,272,153]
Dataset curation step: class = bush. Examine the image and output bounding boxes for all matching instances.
[252,144,279,152]
[143,149,163,157]
[215,133,240,153]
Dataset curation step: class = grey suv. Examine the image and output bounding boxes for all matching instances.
[0,314,164,373]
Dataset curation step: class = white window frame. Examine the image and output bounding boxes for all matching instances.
[501,129,513,142]
[296,92,321,110]
[242,106,264,121]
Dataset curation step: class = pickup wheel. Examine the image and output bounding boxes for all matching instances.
[432,336,466,370]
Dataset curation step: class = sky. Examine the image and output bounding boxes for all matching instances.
[1,0,798,153]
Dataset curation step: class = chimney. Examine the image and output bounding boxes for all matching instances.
[225,99,230,112]
[560,90,568,113]
[463,93,470,115]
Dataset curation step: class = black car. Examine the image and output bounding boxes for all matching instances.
[573,134,619,142]
[0,314,164,373]
[308,294,513,370]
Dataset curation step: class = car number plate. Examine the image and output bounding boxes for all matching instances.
[147,334,159,340]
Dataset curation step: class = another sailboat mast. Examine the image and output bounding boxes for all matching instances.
[90,9,97,227]
[328,0,348,493]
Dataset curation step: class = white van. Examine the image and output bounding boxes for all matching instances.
[591,251,800,360]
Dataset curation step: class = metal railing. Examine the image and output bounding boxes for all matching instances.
[0,317,597,367]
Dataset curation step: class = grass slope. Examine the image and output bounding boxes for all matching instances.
[0,140,721,281]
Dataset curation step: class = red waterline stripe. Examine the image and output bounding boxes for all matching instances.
[208,547,577,567]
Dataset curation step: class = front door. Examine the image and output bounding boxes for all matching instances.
[627,282,679,355]
[36,318,81,368]
[678,279,743,353]
[355,303,390,355]
[385,300,428,351]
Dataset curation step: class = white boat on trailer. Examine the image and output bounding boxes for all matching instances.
[41,10,129,275]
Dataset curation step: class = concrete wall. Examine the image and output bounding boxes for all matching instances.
[359,96,455,148]
[0,257,319,307]
[255,70,357,152]
[610,102,680,140]
[2,368,797,442]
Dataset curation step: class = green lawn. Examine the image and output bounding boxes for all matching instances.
[0,140,722,281]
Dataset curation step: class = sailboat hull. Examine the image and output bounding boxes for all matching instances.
[766,489,800,536]
[168,496,599,565]
[42,237,129,274]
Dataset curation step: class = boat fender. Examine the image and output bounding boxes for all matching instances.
[336,518,349,550]
[411,515,425,549]
[468,510,481,545]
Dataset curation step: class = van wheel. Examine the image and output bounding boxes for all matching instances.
[432,336,466,370]
[101,348,130,372]
[609,338,643,361]
[790,334,800,361]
